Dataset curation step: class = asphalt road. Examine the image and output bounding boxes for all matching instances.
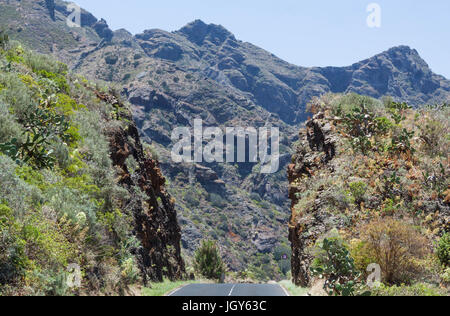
[169,284,289,296]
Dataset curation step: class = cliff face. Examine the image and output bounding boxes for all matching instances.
[288,112,340,286]
[288,94,449,287]
[98,91,186,283]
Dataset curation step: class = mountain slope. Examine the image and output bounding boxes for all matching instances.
[0,36,184,295]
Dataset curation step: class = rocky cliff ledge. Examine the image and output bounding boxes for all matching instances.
[288,112,341,286]
[97,90,185,283]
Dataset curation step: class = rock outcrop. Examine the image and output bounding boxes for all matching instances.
[288,112,341,286]
[44,0,55,20]
[98,91,185,283]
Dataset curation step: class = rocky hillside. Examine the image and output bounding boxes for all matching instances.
[0,37,184,295]
[288,94,449,293]
[1,0,449,281]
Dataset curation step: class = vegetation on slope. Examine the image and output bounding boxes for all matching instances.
[288,93,449,296]
[0,37,184,295]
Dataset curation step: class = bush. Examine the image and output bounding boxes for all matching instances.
[0,30,9,50]
[105,55,118,65]
[23,52,67,76]
[0,73,36,120]
[193,240,225,280]
[359,218,429,285]
[418,115,448,157]
[310,236,364,296]
[0,155,37,215]
[0,101,22,143]
[348,181,367,205]
[441,267,450,285]
[370,283,445,297]
[388,128,415,154]
[437,233,450,267]
[0,203,27,285]
[209,193,227,209]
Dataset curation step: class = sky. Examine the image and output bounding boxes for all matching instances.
[73,0,450,78]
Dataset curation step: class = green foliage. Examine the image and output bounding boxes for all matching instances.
[24,52,68,76]
[437,233,450,267]
[0,203,27,285]
[36,70,69,93]
[342,105,377,154]
[0,155,37,215]
[4,44,24,65]
[0,101,22,143]
[310,236,365,296]
[370,283,445,297]
[382,172,401,199]
[0,30,9,50]
[340,100,393,154]
[105,54,118,65]
[273,244,291,276]
[209,193,227,209]
[440,267,450,284]
[388,128,415,154]
[331,94,382,118]
[348,181,367,205]
[386,101,411,125]
[0,43,144,295]
[194,240,225,280]
[0,106,71,169]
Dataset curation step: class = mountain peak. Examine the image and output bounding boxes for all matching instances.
[386,45,416,55]
[378,45,431,74]
[177,19,235,45]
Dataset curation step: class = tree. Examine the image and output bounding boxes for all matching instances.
[193,240,225,280]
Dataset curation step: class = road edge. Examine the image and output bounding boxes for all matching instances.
[279,284,291,297]
[165,284,189,297]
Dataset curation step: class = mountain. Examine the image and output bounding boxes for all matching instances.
[1,0,449,280]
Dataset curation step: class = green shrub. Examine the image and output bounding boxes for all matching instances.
[331,94,383,117]
[0,101,22,143]
[348,181,367,205]
[386,101,411,124]
[0,203,28,285]
[194,240,225,280]
[0,73,36,120]
[388,128,415,154]
[440,267,450,285]
[209,193,227,209]
[105,55,118,65]
[437,233,450,267]
[36,69,70,93]
[370,283,445,297]
[0,30,9,50]
[23,52,67,76]
[310,236,364,296]
[0,155,38,215]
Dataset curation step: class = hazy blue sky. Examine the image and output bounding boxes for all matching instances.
[73,0,450,78]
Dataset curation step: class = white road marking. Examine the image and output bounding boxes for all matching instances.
[279,284,290,297]
[167,284,188,296]
[228,284,237,296]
